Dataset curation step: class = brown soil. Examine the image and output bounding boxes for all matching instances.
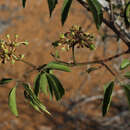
[0,0,129,130]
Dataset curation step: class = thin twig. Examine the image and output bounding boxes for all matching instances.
[65,89,124,111]
[21,48,129,80]
[19,59,37,69]
[72,45,76,64]
[50,52,58,61]
[101,110,130,126]
[54,49,129,67]
[101,62,116,76]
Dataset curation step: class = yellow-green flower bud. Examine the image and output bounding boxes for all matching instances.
[71,32,75,36]
[6,34,10,39]
[89,44,95,50]
[4,49,8,54]
[20,54,24,59]
[11,59,15,64]
[60,34,65,39]
[15,34,19,39]
[22,41,29,46]
[58,43,62,46]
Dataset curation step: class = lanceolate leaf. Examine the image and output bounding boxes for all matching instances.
[126,2,130,23]
[45,62,71,72]
[120,59,130,70]
[24,90,41,112]
[88,0,103,29]
[124,2,130,27]
[48,80,53,100]
[49,73,65,98]
[22,0,26,8]
[23,83,51,115]
[40,73,48,95]
[122,84,130,108]
[124,72,130,79]
[61,0,73,25]
[34,73,41,96]
[102,81,114,116]
[46,73,65,101]
[47,0,58,17]
[34,72,49,96]
[37,102,51,115]
[0,78,13,85]
[46,74,59,100]
[30,101,41,113]
[8,87,18,116]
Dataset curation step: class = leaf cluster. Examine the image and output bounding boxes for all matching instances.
[0,62,71,116]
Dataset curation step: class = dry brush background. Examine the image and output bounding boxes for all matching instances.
[0,0,129,130]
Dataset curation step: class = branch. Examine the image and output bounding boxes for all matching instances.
[19,59,37,69]
[101,110,130,126]
[65,89,124,112]
[101,62,115,76]
[50,49,129,77]
[21,48,129,80]
[76,0,130,48]
[55,49,129,67]
[102,18,130,48]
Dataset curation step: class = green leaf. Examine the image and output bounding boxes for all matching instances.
[45,62,71,72]
[122,84,130,108]
[8,87,18,116]
[46,73,65,101]
[120,59,130,70]
[23,83,50,115]
[47,0,58,17]
[124,2,130,27]
[124,72,130,79]
[37,102,51,115]
[0,78,13,85]
[102,81,114,116]
[40,73,48,96]
[24,90,41,112]
[30,101,41,113]
[126,3,130,23]
[34,73,41,96]
[34,73,48,96]
[61,0,73,25]
[22,0,26,8]
[49,73,65,98]
[89,44,96,50]
[48,81,53,100]
[88,0,103,29]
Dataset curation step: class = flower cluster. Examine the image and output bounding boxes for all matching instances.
[0,34,28,64]
[52,25,95,51]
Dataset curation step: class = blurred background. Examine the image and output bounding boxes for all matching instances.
[0,0,129,130]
